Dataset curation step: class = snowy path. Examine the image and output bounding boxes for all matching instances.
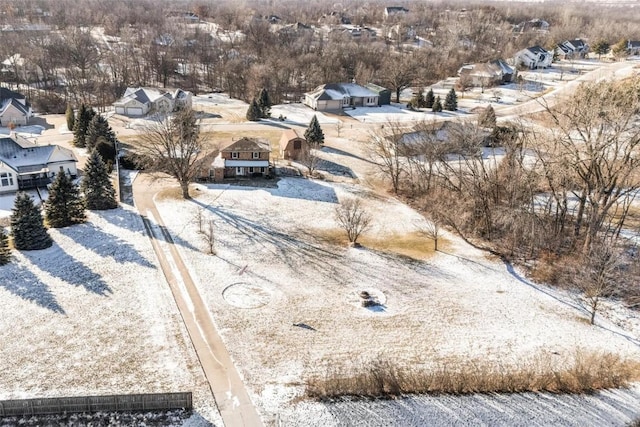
[134,174,263,427]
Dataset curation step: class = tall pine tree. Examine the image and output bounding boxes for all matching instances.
[82,149,118,210]
[432,96,443,113]
[444,88,458,111]
[45,168,86,228]
[86,114,116,151]
[304,115,325,145]
[72,104,96,148]
[425,88,435,109]
[0,227,10,265]
[246,98,261,121]
[10,192,52,250]
[65,103,75,133]
[256,88,272,118]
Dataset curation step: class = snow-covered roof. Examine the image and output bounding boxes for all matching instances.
[306,83,378,101]
[0,137,77,173]
[117,87,172,106]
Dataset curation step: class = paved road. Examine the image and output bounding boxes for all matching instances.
[133,174,263,427]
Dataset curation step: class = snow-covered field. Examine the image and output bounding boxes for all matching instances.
[155,177,640,424]
[269,103,340,126]
[0,206,221,425]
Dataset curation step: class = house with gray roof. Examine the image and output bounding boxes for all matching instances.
[0,88,32,127]
[556,39,589,59]
[458,59,516,87]
[0,134,77,193]
[303,83,379,111]
[113,87,193,117]
[514,46,553,69]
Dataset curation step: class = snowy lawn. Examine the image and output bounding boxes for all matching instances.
[269,103,340,126]
[0,206,221,425]
[155,177,640,422]
[344,103,441,123]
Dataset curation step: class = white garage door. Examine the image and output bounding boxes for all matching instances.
[126,107,144,116]
[115,107,125,115]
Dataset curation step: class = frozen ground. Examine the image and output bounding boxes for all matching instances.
[269,103,340,126]
[155,177,640,424]
[0,206,221,426]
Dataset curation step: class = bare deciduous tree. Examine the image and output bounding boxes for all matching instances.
[137,107,206,199]
[300,141,322,177]
[335,198,372,245]
[367,122,408,194]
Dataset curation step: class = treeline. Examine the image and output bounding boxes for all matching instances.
[1,0,640,111]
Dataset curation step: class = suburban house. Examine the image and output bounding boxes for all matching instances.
[514,46,553,69]
[113,87,193,117]
[513,18,549,34]
[384,6,409,19]
[556,39,589,59]
[397,122,492,158]
[210,137,271,182]
[458,59,516,87]
[0,88,32,127]
[279,129,307,161]
[0,133,77,193]
[365,83,392,106]
[303,83,380,111]
[628,40,640,56]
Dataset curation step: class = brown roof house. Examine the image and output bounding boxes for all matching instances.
[279,129,307,161]
[210,137,271,182]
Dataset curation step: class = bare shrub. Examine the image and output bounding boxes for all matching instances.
[305,351,640,399]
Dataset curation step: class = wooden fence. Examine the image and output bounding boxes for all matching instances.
[0,392,192,417]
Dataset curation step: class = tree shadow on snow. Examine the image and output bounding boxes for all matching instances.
[0,262,65,313]
[57,221,156,269]
[23,244,111,296]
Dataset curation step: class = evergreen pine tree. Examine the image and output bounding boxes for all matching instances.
[0,227,10,265]
[444,88,458,111]
[86,114,116,151]
[82,149,118,210]
[410,89,426,109]
[304,115,325,145]
[45,168,86,228]
[72,104,96,148]
[432,96,443,113]
[246,98,262,121]
[256,88,272,118]
[478,105,497,128]
[425,88,435,108]
[10,192,52,250]
[65,103,75,133]
[95,136,117,164]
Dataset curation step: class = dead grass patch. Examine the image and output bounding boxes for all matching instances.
[306,351,640,399]
[155,185,198,201]
[312,228,443,260]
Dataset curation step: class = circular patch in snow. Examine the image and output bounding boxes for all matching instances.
[222,282,271,309]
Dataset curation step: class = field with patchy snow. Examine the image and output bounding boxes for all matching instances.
[0,206,221,426]
[155,177,640,424]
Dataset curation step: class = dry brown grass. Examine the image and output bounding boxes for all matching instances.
[312,228,444,260]
[306,351,640,399]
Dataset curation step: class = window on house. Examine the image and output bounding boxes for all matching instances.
[249,167,254,173]
[260,167,265,173]
[236,167,243,174]
[252,152,260,159]
[0,172,14,187]
[231,152,239,159]
[293,140,301,150]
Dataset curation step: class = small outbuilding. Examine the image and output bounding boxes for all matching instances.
[279,129,307,161]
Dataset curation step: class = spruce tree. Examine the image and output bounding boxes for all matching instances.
[95,136,117,163]
[65,103,75,133]
[86,114,116,151]
[246,98,261,121]
[432,96,443,113]
[45,168,86,228]
[10,192,52,250]
[304,115,325,145]
[0,227,10,265]
[256,88,272,118]
[444,88,458,111]
[425,88,435,109]
[410,89,426,109]
[72,104,96,148]
[82,149,118,210]
[478,105,497,128]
